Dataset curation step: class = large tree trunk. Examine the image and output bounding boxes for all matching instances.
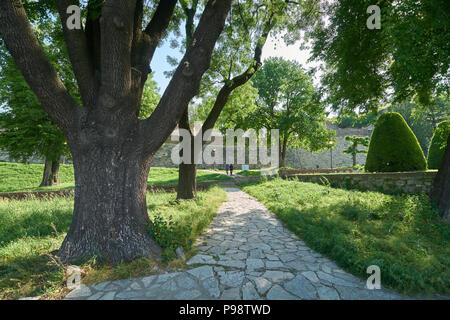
[176,110,197,200]
[177,163,197,200]
[58,146,162,263]
[280,136,288,168]
[431,134,450,221]
[40,159,60,187]
[52,160,60,184]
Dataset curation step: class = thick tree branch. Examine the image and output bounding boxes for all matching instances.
[142,0,233,156]
[100,0,138,100]
[139,0,178,73]
[202,14,275,133]
[0,0,78,133]
[55,0,97,107]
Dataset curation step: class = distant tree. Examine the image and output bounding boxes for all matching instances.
[0,17,74,186]
[343,136,369,166]
[336,111,377,129]
[242,57,334,168]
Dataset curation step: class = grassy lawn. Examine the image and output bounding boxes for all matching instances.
[237,169,261,177]
[0,162,231,193]
[241,178,450,296]
[0,186,226,300]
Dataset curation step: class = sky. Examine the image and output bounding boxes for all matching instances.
[151,34,323,96]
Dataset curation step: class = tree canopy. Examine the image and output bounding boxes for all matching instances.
[309,0,450,112]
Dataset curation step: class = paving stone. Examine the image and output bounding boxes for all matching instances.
[160,279,178,291]
[176,275,198,290]
[128,281,143,290]
[317,286,340,300]
[284,260,308,272]
[65,285,92,300]
[301,271,320,283]
[334,285,388,300]
[266,285,299,300]
[284,275,317,300]
[221,288,241,300]
[265,260,286,269]
[99,291,116,300]
[116,290,146,299]
[262,271,294,283]
[242,282,260,300]
[175,290,202,300]
[156,272,181,284]
[316,271,360,288]
[249,249,264,259]
[141,275,157,288]
[252,277,272,295]
[91,281,111,291]
[187,266,215,280]
[216,260,245,269]
[187,254,217,265]
[246,258,265,271]
[265,254,280,261]
[218,271,245,288]
[86,292,104,300]
[203,276,220,298]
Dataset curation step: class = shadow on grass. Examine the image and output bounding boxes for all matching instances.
[242,179,450,295]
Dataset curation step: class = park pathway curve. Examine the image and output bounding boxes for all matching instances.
[65,187,405,300]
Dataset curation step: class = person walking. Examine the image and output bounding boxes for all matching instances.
[225,164,230,175]
[229,164,233,176]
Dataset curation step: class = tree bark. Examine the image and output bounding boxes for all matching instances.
[40,159,60,187]
[177,163,197,200]
[280,136,288,168]
[176,108,198,200]
[352,153,357,166]
[58,143,162,263]
[431,134,450,221]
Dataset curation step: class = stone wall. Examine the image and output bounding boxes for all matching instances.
[281,171,437,195]
[149,123,373,170]
[284,123,372,169]
[1,123,373,170]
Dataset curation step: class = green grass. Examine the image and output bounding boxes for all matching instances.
[0,162,231,193]
[237,169,261,177]
[241,178,450,296]
[0,186,226,300]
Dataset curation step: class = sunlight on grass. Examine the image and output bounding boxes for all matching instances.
[242,178,450,295]
[0,186,226,300]
[0,162,231,193]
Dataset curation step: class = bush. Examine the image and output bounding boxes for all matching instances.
[427,120,450,169]
[365,112,427,172]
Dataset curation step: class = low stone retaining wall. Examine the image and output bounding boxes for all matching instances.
[281,171,437,194]
[279,168,357,175]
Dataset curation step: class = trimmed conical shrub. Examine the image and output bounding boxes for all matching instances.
[427,120,450,169]
[365,112,427,172]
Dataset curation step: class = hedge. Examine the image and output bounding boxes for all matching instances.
[427,120,450,169]
[365,112,427,172]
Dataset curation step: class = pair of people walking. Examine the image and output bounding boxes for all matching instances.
[225,164,233,176]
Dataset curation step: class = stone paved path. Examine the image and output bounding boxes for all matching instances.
[65,187,405,300]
